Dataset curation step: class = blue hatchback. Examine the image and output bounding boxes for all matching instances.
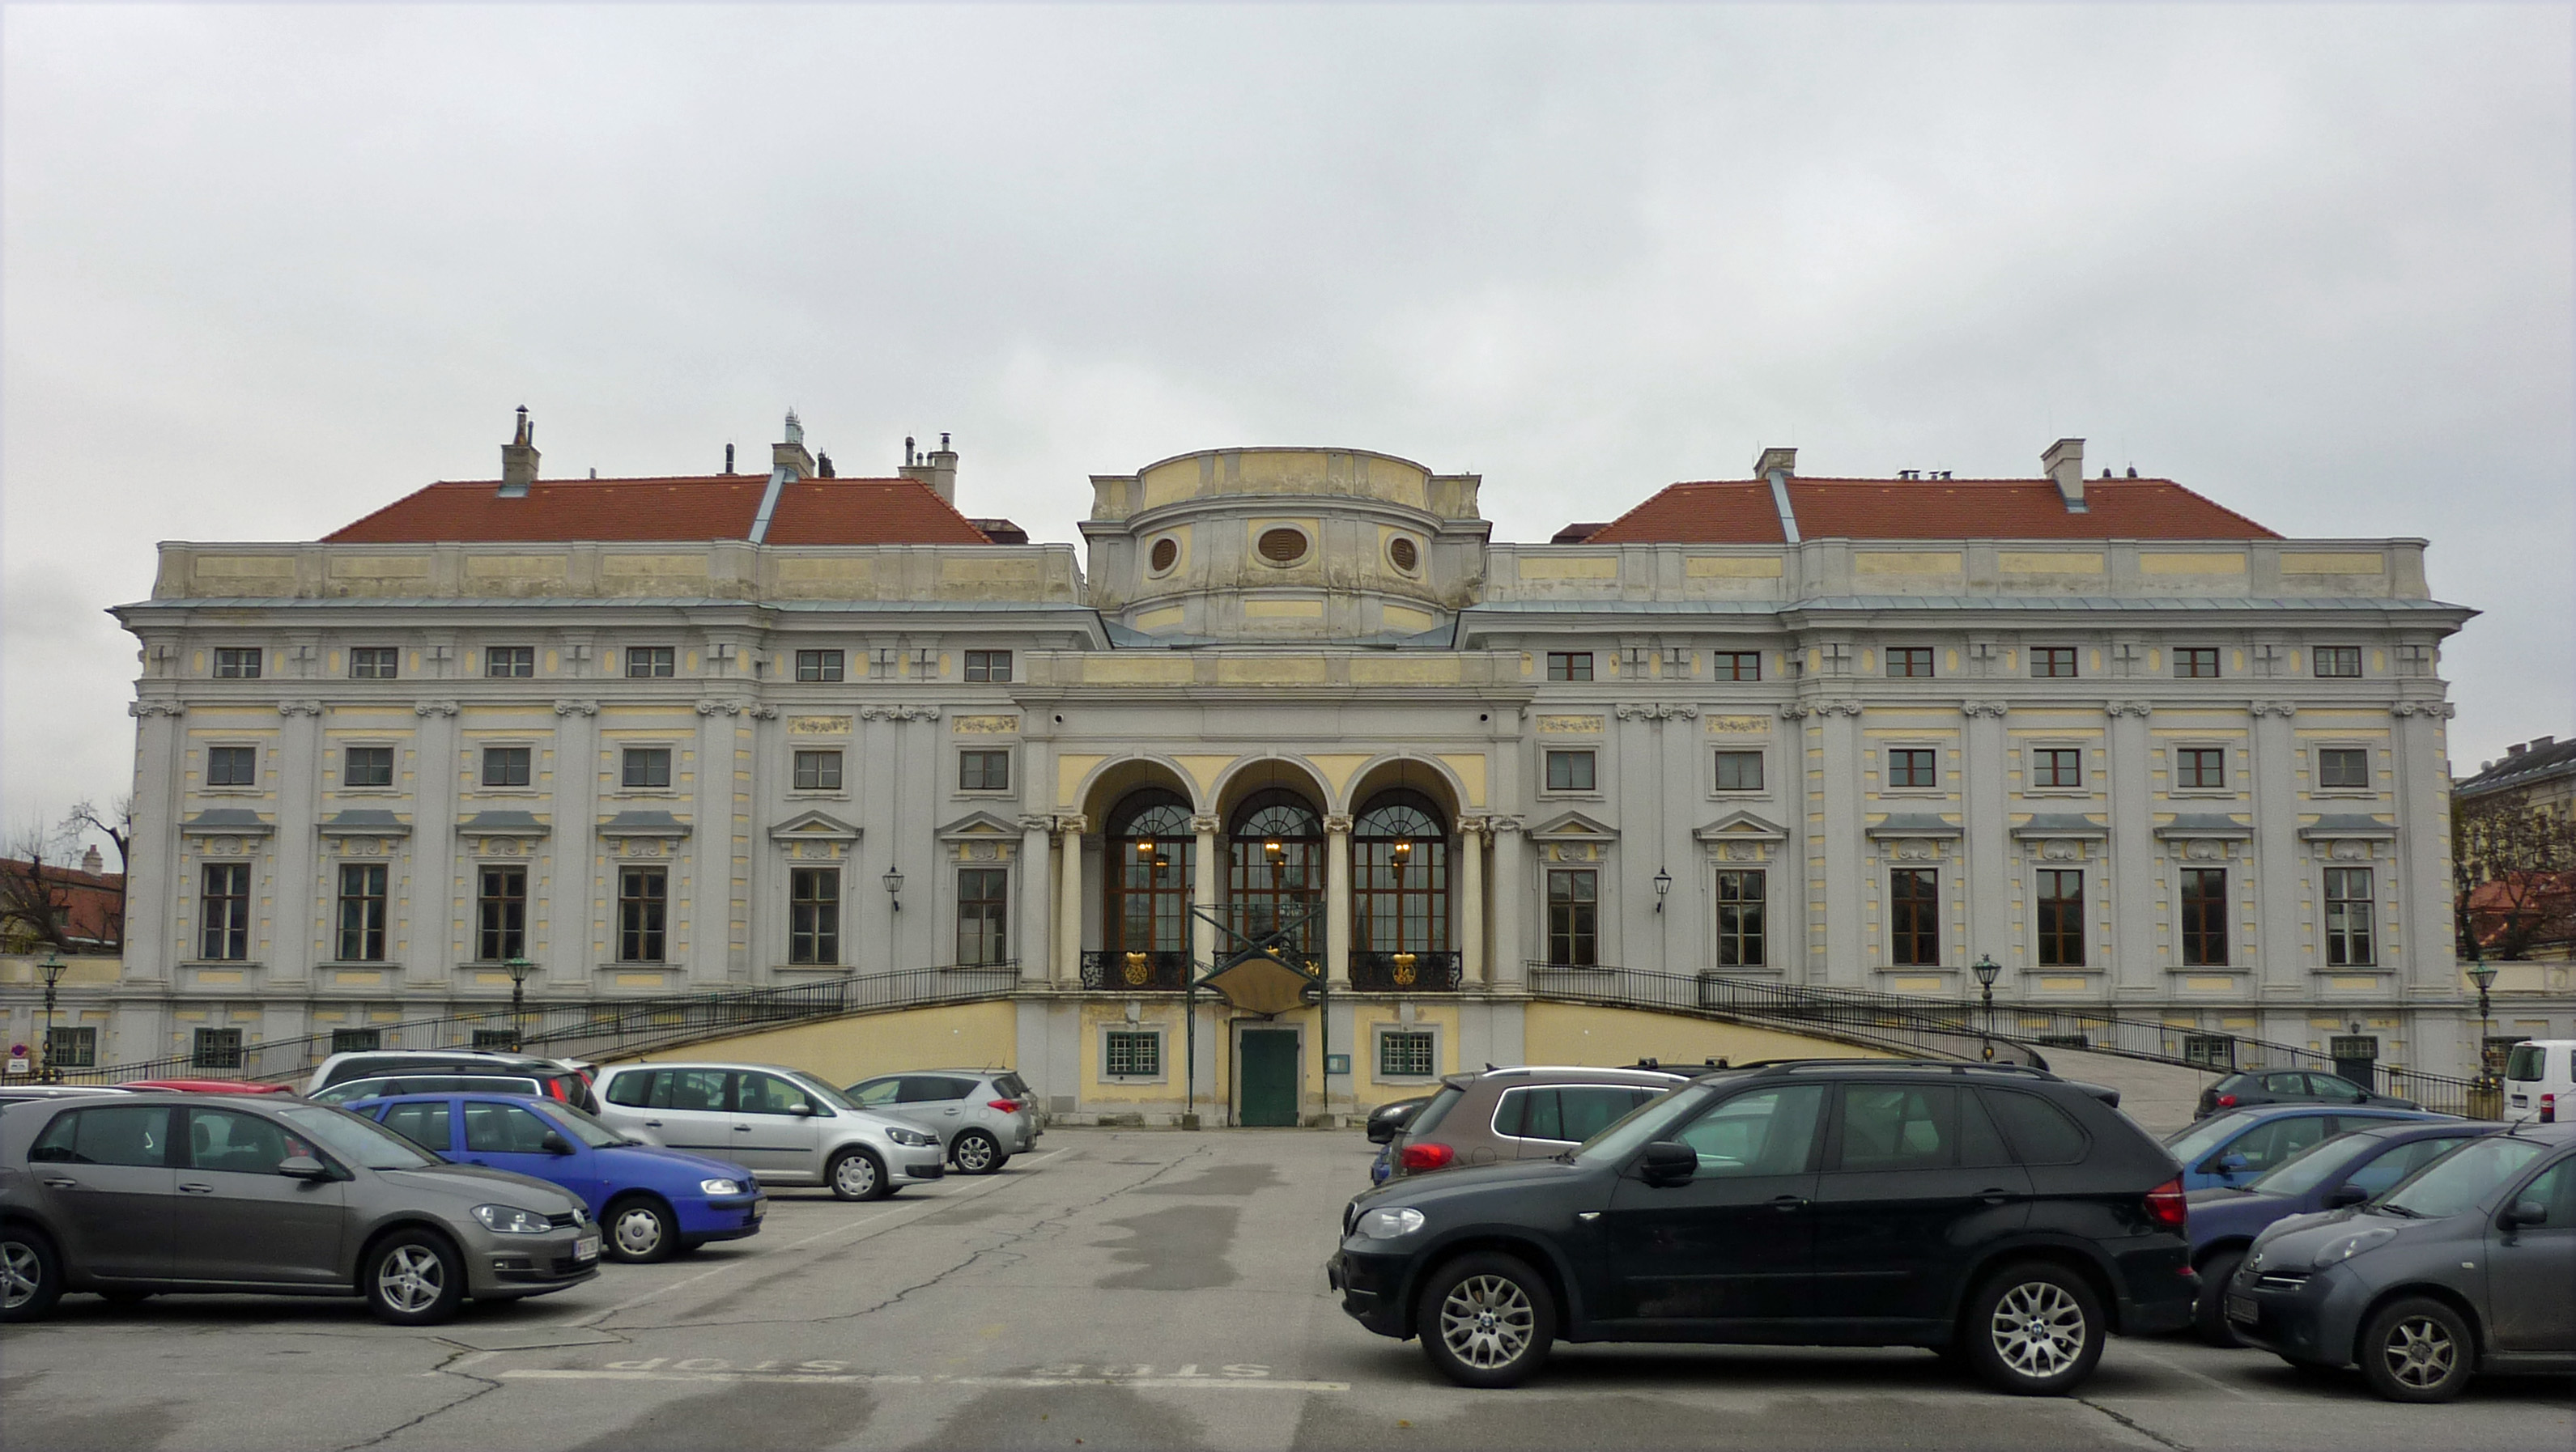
[350,1091,767,1263]
[2179,1119,2497,1344]
[2162,1104,2455,1192]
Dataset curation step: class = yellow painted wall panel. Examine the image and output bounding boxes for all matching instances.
[1854,552,1963,575]
[1082,656,1195,685]
[1517,556,1618,580]
[2140,553,2247,575]
[1524,1002,1893,1067]
[1217,657,1328,686]
[1685,555,1785,577]
[1436,754,1488,808]
[1350,656,1460,686]
[1998,551,2106,574]
[602,1000,1018,1086]
[2280,553,2385,575]
[1057,754,1107,807]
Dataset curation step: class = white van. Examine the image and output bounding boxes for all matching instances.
[2501,1039,2574,1123]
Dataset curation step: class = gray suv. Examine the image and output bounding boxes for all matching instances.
[844,1070,1041,1174]
[1,1093,597,1325]
[593,1061,945,1200]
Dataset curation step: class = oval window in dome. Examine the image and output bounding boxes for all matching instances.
[1388,537,1419,573]
[1257,528,1309,564]
[1149,537,1179,573]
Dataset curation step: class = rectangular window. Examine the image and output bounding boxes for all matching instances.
[2036,868,2085,967]
[1886,647,1935,678]
[618,868,668,962]
[789,868,840,966]
[1713,750,1763,792]
[1545,651,1593,681]
[199,863,251,961]
[1889,868,1940,966]
[2324,867,2374,967]
[192,1028,244,1070]
[2177,747,2226,790]
[485,645,534,678]
[957,867,1007,966]
[793,749,844,792]
[2030,647,2079,678]
[2318,747,2369,790]
[481,746,532,788]
[2182,1034,2235,1071]
[2173,647,2220,678]
[1888,749,1937,788]
[2180,867,2228,966]
[477,866,526,962]
[1104,1029,1162,1078]
[1712,651,1761,681]
[337,863,389,962]
[1546,869,1598,966]
[2034,748,2083,790]
[1715,870,1765,967]
[344,745,393,788]
[2313,646,2362,678]
[626,646,675,678]
[213,647,262,679]
[329,1028,381,1055]
[959,749,1011,792]
[964,650,1013,683]
[1377,1029,1436,1079]
[794,649,844,682]
[622,747,672,789]
[1544,749,1596,792]
[207,745,257,788]
[349,647,400,679]
[45,1026,96,1068]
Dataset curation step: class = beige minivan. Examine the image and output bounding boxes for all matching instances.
[1386,1064,1691,1178]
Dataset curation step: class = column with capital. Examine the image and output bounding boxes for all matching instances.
[1054,815,1088,986]
[1489,817,1525,987]
[1816,703,1868,988]
[1960,702,2012,979]
[2105,702,2158,995]
[1457,817,1488,984]
[1017,816,1053,984]
[410,701,462,991]
[123,703,188,983]
[2390,702,2458,996]
[1190,814,1221,974]
[1324,813,1354,987]
[272,701,325,984]
[548,700,601,988]
[2250,703,2303,994]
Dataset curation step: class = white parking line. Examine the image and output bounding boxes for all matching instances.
[499,1369,1348,1392]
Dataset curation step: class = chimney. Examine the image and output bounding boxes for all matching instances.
[772,410,814,482]
[724,442,735,475]
[2507,742,2527,757]
[900,431,959,503]
[2536,736,2557,749]
[816,452,835,478]
[80,845,103,875]
[1754,446,1801,544]
[2043,437,2085,512]
[499,406,539,497]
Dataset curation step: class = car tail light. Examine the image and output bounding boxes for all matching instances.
[2144,1176,2189,1232]
[545,1079,569,1101]
[988,1099,1022,1114]
[2214,1094,2238,1108]
[2543,1093,2557,1124]
[1398,1142,1455,1173]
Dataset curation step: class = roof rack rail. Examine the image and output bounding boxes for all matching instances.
[1731,1058,2061,1081]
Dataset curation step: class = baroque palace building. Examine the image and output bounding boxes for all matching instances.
[53,409,2531,1122]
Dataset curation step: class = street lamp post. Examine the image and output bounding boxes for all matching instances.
[37,955,67,1084]
[504,957,535,1053]
[1970,953,2001,1064]
[2466,961,2499,1085]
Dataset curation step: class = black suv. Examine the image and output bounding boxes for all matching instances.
[1327,1059,2194,1395]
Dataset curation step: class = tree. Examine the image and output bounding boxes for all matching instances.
[0,824,79,955]
[2454,788,2576,962]
[63,797,130,954]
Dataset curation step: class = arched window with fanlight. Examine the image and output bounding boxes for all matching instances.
[1353,790,1449,953]
[1104,789,1194,954]
[1228,788,1323,959]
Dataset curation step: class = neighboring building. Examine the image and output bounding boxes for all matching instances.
[0,854,125,955]
[21,410,2541,1120]
[2451,735,2576,1067]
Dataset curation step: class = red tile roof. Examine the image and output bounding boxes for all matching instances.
[1584,478,2279,545]
[323,476,992,546]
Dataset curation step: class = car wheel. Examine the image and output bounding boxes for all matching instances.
[364,1229,465,1326]
[1962,1262,2105,1396]
[2193,1249,2247,1348]
[2361,1297,2475,1403]
[0,1226,64,1323]
[1414,1251,1556,1389]
[605,1195,678,1263]
[828,1148,890,1201]
[951,1130,1003,1175]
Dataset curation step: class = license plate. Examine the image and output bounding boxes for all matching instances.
[2510,1095,2527,1106]
[572,1234,601,1263]
[2225,1293,2257,1324]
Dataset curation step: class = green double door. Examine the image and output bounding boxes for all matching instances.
[1238,1029,1302,1127]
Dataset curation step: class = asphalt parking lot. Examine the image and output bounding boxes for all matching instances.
[3,1127,2569,1452]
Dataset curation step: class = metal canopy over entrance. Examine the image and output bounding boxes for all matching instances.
[1185,902,1326,1127]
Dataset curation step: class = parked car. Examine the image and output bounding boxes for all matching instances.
[346,1091,763,1263]
[2183,1120,2497,1344]
[117,1079,298,1095]
[2501,1039,2572,1124]
[841,1069,1041,1174]
[304,1051,597,1112]
[1386,1065,1690,1180]
[1328,1059,2196,1395]
[1366,1096,1435,1187]
[2195,1068,2421,1119]
[0,1091,597,1325]
[0,1086,129,1109]
[2228,1123,2576,1400]
[593,1061,944,1200]
[312,1073,542,1106]
[2162,1106,2453,1191]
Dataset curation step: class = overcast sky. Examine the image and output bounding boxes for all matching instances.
[5,3,2570,856]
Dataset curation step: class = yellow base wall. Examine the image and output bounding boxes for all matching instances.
[1524,1002,1894,1069]
[604,1000,1018,1087]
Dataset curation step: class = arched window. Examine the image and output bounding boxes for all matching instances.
[1354,790,1448,952]
[1228,788,1323,958]
[1105,790,1193,953]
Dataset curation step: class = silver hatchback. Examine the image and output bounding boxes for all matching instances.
[843,1070,1041,1174]
[591,1061,946,1200]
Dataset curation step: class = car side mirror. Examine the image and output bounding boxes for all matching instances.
[540,1131,575,1156]
[1635,1140,1697,1187]
[2350,1093,2369,1104]
[790,1102,819,1117]
[277,1156,332,1181]
[2501,1198,2548,1230]
[2323,1184,2369,1209]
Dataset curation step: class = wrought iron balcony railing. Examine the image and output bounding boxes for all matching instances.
[1350,950,1463,992]
[1081,949,1192,991]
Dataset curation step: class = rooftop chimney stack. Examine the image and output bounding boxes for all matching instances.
[2043,437,2086,512]
[901,431,960,503]
[772,410,814,482]
[499,406,539,497]
[80,845,102,875]
[725,442,735,475]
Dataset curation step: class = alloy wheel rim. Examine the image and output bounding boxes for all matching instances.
[377,1245,444,1313]
[615,1208,664,1256]
[1989,1281,2086,1378]
[1438,1275,1535,1369]
[956,1135,994,1171]
[838,1156,876,1195]
[1,1242,38,1310]
[2384,1317,2458,1389]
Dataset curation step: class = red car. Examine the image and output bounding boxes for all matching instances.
[117,1078,297,1095]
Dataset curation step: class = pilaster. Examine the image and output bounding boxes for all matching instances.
[1324,813,1354,987]
[2105,702,2157,995]
[2251,703,2303,994]
[272,701,324,984]
[411,700,461,987]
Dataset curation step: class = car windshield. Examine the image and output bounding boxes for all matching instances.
[2248,1131,2381,1196]
[2379,1136,2548,1219]
[1405,1085,1467,1140]
[786,1072,859,1112]
[1575,1083,1719,1164]
[2166,1110,2264,1163]
[275,1105,440,1170]
[532,1099,630,1148]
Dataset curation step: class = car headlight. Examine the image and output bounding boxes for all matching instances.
[2311,1226,2399,1267]
[699,1178,744,1196]
[1355,1207,1426,1240]
[885,1127,937,1148]
[473,1204,553,1235]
